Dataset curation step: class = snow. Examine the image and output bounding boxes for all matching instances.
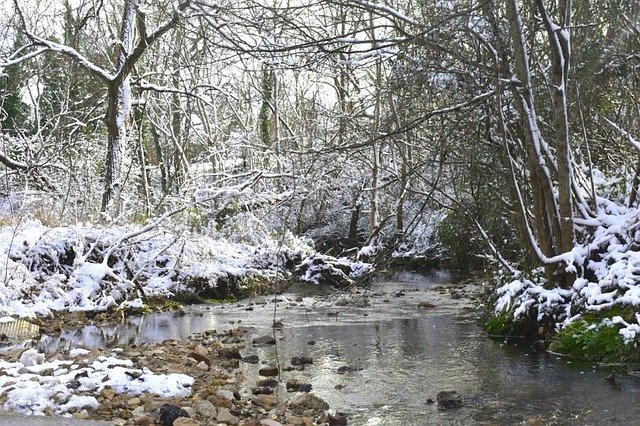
[0,350,193,416]
[494,187,640,344]
[0,219,315,317]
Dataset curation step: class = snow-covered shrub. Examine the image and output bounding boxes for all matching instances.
[0,219,317,317]
[491,190,640,347]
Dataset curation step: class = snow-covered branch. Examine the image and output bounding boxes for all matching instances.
[603,118,640,153]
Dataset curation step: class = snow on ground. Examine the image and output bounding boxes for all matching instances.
[494,197,640,343]
[0,219,370,318]
[0,348,193,417]
[0,220,318,318]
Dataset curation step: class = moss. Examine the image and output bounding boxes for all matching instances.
[549,320,640,364]
[582,305,636,323]
[483,312,536,337]
[194,295,238,304]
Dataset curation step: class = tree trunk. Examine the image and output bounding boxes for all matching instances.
[101,0,136,214]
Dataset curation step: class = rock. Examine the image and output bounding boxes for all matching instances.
[336,365,360,374]
[298,383,313,393]
[217,389,235,401]
[257,378,279,387]
[19,349,44,366]
[134,416,155,426]
[437,390,463,408]
[217,407,239,425]
[127,397,141,407]
[450,292,462,300]
[173,418,201,426]
[285,416,306,426]
[290,356,313,366]
[206,394,233,408]
[218,347,241,359]
[100,387,116,400]
[326,412,348,425]
[251,387,273,395]
[192,400,217,418]
[159,404,190,426]
[418,301,435,309]
[286,379,302,391]
[72,411,90,420]
[286,379,311,392]
[253,335,276,345]
[241,355,260,364]
[254,394,278,408]
[289,393,329,411]
[259,366,279,377]
[189,351,210,365]
[307,341,316,345]
[131,406,145,417]
[260,420,284,426]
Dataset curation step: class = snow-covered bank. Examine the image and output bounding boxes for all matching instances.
[0,220,371,318]
[491,197,640,349]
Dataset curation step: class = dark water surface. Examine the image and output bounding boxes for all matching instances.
[17,272,640,424]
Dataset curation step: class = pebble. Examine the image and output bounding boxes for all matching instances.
[193,400,217,418]
[127,397,141,407]
[253,335,276,345]
[173,418,201,426]
[217,407,239,425]
[259,366,279,377]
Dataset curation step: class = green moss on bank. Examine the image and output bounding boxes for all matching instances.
[483,312,536,337]
[548,320,640,364]
[548,306,640,364]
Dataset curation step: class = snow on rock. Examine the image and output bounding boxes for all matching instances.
[19,348,44,366]
[0,351,193,416]
[294,254,372,288]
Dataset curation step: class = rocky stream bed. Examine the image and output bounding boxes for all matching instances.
[3,272,640,425]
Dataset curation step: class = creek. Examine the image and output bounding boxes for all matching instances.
[13,271,640,425]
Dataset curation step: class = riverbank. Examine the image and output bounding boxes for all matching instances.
[1,271,478,425]
[482,197,640,365]
[0,221,371,320]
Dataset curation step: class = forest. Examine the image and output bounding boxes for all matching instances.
[0,0,640,424]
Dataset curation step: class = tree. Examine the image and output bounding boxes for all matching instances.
[8,0,192,214]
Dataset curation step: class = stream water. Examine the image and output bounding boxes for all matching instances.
[13,272,640,425]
